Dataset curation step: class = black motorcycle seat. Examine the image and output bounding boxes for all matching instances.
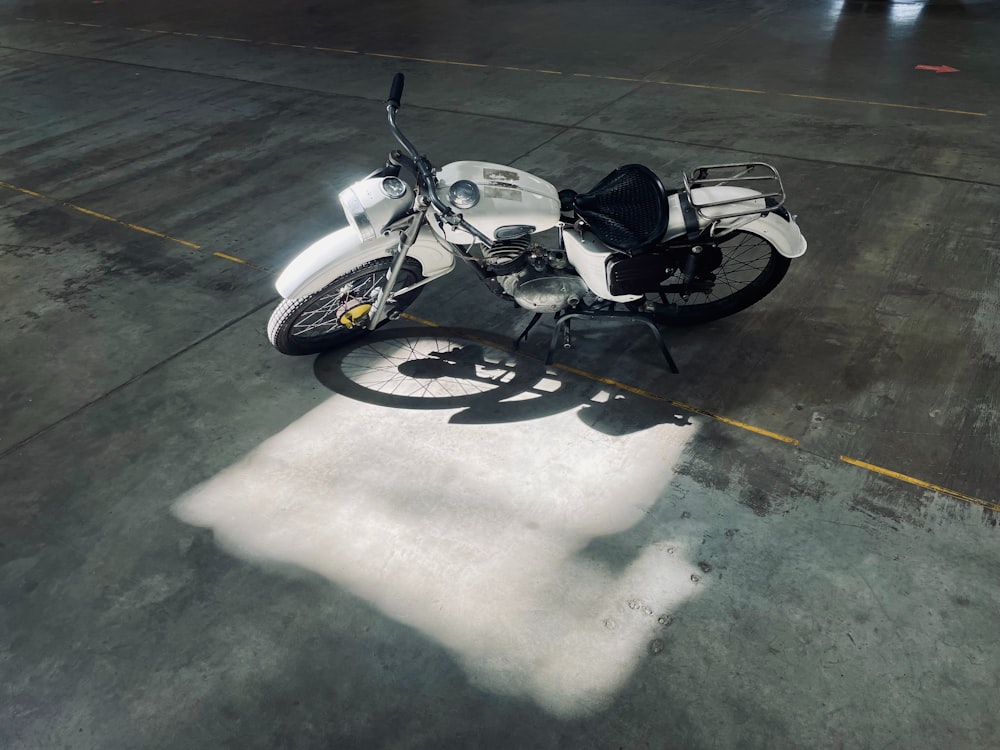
[572,164,669,255]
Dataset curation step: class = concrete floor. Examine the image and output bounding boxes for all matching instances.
[2,0,999,747]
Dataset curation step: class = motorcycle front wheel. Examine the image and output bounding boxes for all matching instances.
[267,258,423,355]
[651,229,791,325]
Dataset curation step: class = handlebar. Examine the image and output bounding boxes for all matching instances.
[384,74,447,213]
[382,74,493,246]
[387,73,404,110]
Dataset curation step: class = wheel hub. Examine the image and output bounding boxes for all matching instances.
[337,300,372,329]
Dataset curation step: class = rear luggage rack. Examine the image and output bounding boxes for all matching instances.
[682,162,786,221]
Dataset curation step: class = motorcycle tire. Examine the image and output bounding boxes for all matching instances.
[267,258,423,355]
[650,229,791,326]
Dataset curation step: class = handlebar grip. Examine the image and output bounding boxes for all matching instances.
[387,73,405,109]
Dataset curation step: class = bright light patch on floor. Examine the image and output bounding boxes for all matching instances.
[825,0,926,28]
[173,335,703,718]
[889,1,925,26]
[532,376,564,393]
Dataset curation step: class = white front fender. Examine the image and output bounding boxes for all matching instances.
[275,226,457,299]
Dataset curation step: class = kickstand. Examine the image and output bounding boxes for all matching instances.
[546,312,572,364]
[546,310,680,373]
[513,312,543,350]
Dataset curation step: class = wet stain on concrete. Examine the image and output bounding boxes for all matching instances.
[740,487,773,517]
[676,454,731,494]
[0,242,61,258]
[848,494,908,530]
[11,206,75,236]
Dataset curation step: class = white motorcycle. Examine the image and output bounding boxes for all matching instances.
[267,74,807,372]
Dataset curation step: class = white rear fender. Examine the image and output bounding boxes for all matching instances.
[664,188,807,259]
[728,210,807,259]
[275,226,456,299]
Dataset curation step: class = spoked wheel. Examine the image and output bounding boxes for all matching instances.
[651,229,791,325]
[267,259,422,355]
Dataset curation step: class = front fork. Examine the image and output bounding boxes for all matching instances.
[365,216,423,330]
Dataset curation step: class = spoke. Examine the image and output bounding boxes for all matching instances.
[289,270,386,340]
[656,231,774,306]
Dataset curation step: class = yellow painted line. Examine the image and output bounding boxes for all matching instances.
[653,79,780,95]
[313,46,359,54]
[556,360,799,445]
[70,205,118,222]
[205,35,252,43]
[213,251,267,270]
[123,222,200,248]
[12,186,44,198]
[399,313,441,328]
[784,92,986,118]
[0,179,257,268]
[840,456,999,512]
[668,399,799,445]
[365,52,490,70]
[405,56,488,68]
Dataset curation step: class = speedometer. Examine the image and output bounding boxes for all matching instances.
[381,176,408,199]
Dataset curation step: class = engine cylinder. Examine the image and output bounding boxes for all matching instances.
[482,237,531,276]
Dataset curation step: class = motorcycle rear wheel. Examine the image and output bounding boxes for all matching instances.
[650,229,791,325]
[267,258,423,355]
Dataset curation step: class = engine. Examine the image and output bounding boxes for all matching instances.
[483,240,589,313]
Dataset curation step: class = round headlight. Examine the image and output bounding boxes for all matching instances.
[338,186,376,241]
[448,180,480,210]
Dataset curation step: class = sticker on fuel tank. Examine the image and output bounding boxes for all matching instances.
[483,168,520,182]
[484,186,522,201]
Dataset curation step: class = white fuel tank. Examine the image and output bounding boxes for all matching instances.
[430,161,561,244]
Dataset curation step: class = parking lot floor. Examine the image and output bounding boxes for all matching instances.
[2,1,999,748]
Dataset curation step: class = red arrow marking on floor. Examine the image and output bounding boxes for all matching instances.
[915,64,959,73]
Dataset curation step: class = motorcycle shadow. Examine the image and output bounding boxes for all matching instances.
[312,326,692,435]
